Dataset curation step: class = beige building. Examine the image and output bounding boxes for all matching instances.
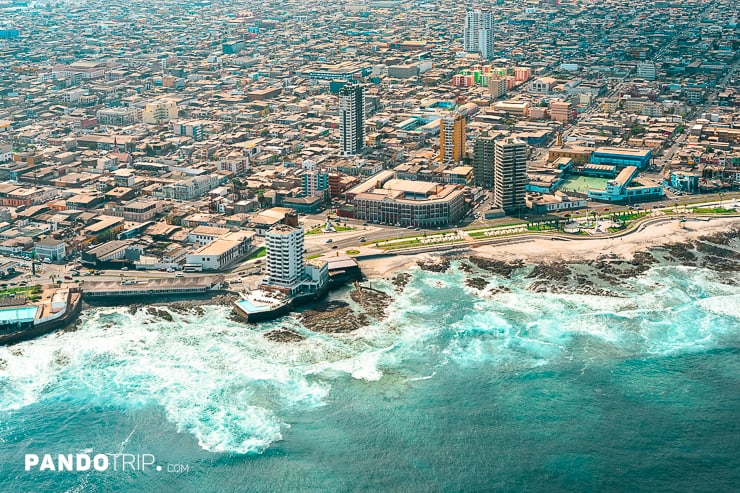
[142,100,179,125]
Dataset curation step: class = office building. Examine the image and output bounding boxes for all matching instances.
[339,83,365,156]
[439,113,466,163]
[493,137,528,213]
[473,134,496,188]
[464,9,495,59]
[549,101,573,123]
[352,179,466,227]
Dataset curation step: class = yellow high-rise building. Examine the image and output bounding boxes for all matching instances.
[439,113,466,163]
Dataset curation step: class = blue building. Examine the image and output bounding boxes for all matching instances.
[590,147,652,170]
[302,170,329,198]
[587,166,663,203]
[668,172,699,193]
[222,41,245,55]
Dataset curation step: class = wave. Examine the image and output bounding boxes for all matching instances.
[0,263,737,454]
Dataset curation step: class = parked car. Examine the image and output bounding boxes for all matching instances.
[121,267,129,271]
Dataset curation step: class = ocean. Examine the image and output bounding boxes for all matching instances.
[0,259,738,492]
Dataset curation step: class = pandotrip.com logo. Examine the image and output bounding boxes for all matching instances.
[25,453,191,473]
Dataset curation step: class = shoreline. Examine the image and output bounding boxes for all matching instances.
[357,216,740,279]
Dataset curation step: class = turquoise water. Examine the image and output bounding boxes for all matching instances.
[0,306,38,323]
[236,298,271,313]
[0,262,738,491]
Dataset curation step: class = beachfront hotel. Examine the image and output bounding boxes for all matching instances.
[263,215,328,296]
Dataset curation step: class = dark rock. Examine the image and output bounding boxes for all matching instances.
[417,257,451,273]
[392,272,412,292]
[300,305,368,333]
[465,277,489,290]
[468,257,524,278]
[350,287,392,319]
[264,328,305,343]
[146,307,173,323]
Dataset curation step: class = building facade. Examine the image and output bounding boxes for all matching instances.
[339,83,365,156]
[473,135,496,188]
[353,180,466,227]
[493,137,527,213]
[265,225,305,290]
[439,113,466,163]
[464,9,494,59]
[142,100,179,125]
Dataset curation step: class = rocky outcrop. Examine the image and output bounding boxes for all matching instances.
[350,287,392,320]
[465,277,489,290]
[300,301,369,333]
[264,328,305,343]
[468,257,524,278]
[392,272,412,292]
[417,257,451,273]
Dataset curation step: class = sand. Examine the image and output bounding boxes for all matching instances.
[357,216,740,279]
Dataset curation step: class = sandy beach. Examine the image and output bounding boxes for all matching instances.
[357,216,740,279]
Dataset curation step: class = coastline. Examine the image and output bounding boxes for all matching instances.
[357,216,740,279]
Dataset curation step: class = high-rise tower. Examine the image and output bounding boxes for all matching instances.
[473,134,496,188]
[265,224,305,289]
[439,113,466,163]
[493,137,527,213]
[464,9,494,60]
[339,82,365,156]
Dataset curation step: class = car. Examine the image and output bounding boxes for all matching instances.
[121,267,129,271]
[363,222,369,226]
[175,273,184,278]
[42,258,52,264]
[64,275,72,280]
[331,245,338,249]
[166,267,175,273]
[325,239,333,243]
[232,277,242,283]
[158,267,166,272]
[359,236,366,242]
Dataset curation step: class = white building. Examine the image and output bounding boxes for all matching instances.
[34,239,67,262]
[636,62,657,81]
[185,231,254,271]
[464,9,494,59]
[187,225,231,246]
[96,107,142,126]
[265,225,305,291]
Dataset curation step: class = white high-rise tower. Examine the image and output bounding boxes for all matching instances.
[464,9,494,60]
[265,225,305,289]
